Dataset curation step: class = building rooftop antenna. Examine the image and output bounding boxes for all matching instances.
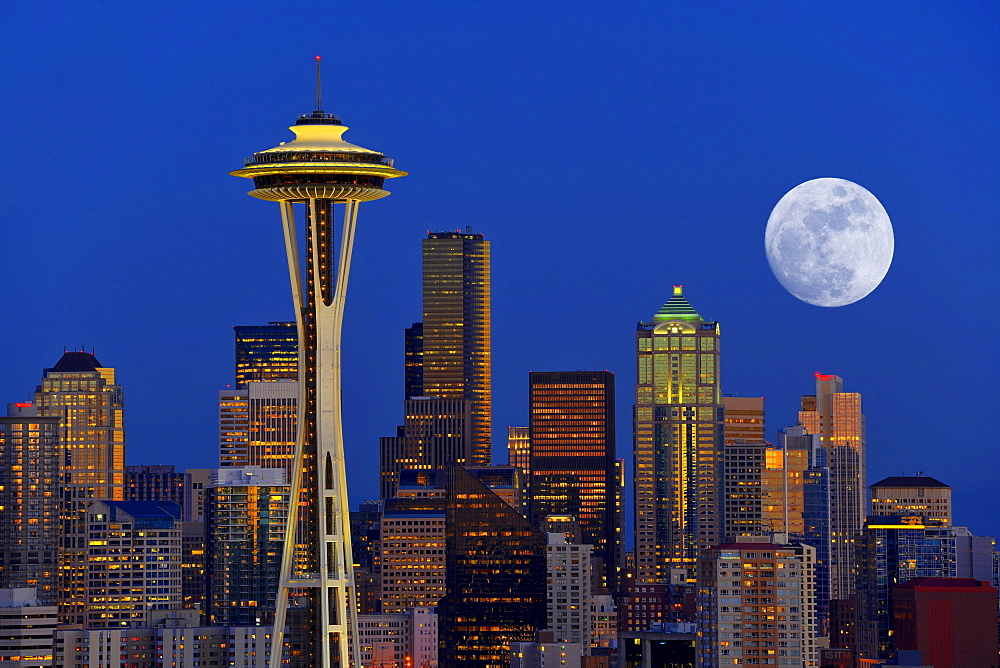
[315,55,323,112]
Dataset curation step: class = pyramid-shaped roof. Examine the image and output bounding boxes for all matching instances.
[653,286,702,323]
[48,351,103,373]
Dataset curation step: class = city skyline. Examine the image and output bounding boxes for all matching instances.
[1,1,998,544]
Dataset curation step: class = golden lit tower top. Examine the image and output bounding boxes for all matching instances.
[231,58,406,201]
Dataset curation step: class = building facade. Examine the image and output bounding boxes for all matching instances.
[530,371,619,592]
[219,381,298,472]
[0,404,61,604]
[634,287,723,582]
[234,322,298,387]
[546,532,593,652]
[798,373,865,602]
[419,230,491,467]
[696,539,817,667]
[869,476,951,526]
[0,588,58,667]
[206,467,289,626]
[84,501,183,628]
[33,351,126,625]
[438,463,546,667]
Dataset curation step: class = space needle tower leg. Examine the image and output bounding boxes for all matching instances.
[232,59,406,668]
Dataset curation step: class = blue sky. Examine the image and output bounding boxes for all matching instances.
[2,2,997,538]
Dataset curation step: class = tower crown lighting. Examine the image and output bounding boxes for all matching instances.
[231,113,406,202]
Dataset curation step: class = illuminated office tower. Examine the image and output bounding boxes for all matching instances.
[798,373,865,602]
[235,322,298,386]
[379,397,472,499]
[219,381,298,471]
[869,475,951,526]
[206,467,289,626]
[420,229,491,466]
[0,404,61,604]
[633,286,723,582]
[721,440,766,539]
[438,463,546,668]
[721,396,764,444]
[83,500,182,628]
[529,371,619,591]
[33,351,125,625]
[380,470,447,614]
[231,59,406,667]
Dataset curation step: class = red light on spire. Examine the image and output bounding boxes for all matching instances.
[315,55,321,61]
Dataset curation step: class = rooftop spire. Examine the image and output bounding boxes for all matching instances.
[315,55,323,112]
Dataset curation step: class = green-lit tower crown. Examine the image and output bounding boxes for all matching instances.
[231,58,405,668]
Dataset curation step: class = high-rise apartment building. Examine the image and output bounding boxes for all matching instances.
[125,464,191,516]
[529,371,619,591]
[419,229,491,466]
[234,322,298,387]
[33,351,125,625]
[546,532,593,652]
[798,373,865,602]
[696,538,817,667]
[206,467,289,626]
[0,404,61,604]
[634,287,723,582]
[869,475,951,526]
[84,500,182,628]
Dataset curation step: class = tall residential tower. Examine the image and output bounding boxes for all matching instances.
[231,59,406,667]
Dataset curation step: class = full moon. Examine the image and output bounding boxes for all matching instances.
[764,178,893,307]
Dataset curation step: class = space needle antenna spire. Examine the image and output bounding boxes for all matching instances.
[315,55,323,112]
[232,59,406,668]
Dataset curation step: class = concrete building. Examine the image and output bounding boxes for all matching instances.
[218,381,298,471]
[511,640,584,668]
[869,475,951,526]
[356,608,438,668]
[696,538,817,667]
[892,577,998,668]
[84,500,183,628]
[546,532,593,653]
[0,588,58,667]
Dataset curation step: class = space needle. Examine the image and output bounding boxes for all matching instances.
[231,57,406,667]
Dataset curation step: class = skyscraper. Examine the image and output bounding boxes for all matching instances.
[206,467,289,626]
[420,229,491,466]
[234,322,298,386]
[869,475,951,526]
[633,287,723,582]
[798,373,865,602]
[219,381,298,472]
[231,59,406,667]
[438,463,546,667]
[33,351,125,625]
[529,370,619,591]
[0,404,61,604]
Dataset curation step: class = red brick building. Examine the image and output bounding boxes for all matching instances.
[892,577,998,668]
